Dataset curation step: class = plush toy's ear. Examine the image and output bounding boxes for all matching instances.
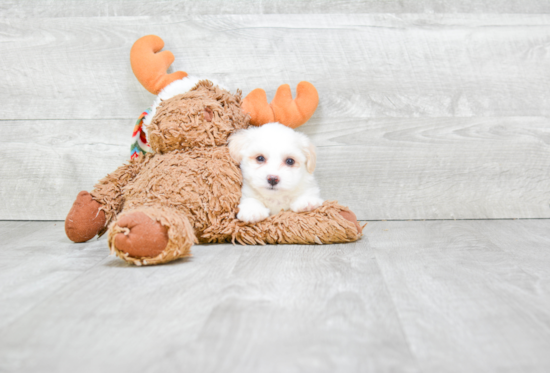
[227,130,248,164]
[242,81,319,129]
[130,35,188,95]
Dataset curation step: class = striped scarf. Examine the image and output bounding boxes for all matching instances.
[130,108,152,159]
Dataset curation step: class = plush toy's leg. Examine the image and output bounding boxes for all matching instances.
[219,201,363,245]
[65,191,106,243]
[107,206,197,266]
[338,209,363,235]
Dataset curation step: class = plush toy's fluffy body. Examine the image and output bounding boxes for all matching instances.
[64,35,363,266]
[229,123,324,223]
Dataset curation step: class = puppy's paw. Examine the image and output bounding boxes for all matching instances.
[291,196,324,213]
[237,204,270,224]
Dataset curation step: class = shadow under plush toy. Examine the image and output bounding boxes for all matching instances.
[65,35,363,265]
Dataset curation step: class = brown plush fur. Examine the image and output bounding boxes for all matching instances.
[123,147,241,241]
[149,81,249,153]
[203,201,360,245]
[68,80,361,265]
[91,158,144,231]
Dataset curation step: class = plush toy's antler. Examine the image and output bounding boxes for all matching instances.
[242,82,319,129]
[130,35,188,95]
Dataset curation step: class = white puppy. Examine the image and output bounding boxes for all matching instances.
[228,122,324,223]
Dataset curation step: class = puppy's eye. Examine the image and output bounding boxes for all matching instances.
[256,155,265,162]
[285,158,295,166]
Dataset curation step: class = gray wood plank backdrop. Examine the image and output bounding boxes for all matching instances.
[1,2,550,220]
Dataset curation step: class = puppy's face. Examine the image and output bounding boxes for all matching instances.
[228,123,317,195]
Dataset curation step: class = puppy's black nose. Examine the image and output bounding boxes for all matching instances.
[267,175,280,186]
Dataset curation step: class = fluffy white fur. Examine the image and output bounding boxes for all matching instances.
[142,76,227,129]
[228,123,324,223]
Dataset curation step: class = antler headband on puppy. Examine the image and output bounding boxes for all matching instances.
[130,35,319,128]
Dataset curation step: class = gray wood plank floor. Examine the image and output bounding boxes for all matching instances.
[1,220,549,373]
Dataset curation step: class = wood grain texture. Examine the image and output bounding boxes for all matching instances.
[0,222,107,331]
[306,116,550,220]
[2,117,549,220]
[3,10,550,220]
[1,14,550,120]
[1,220,550,372]
[0,120,130,220]
[0,222,416,373]
[2,0,550,17]
[369,219,550,373]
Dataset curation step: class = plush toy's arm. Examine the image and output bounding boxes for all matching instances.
[65,157,145,242]
[202,201,363,245]
[90,157,145,225]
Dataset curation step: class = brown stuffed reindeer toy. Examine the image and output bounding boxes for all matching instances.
[65,35,362,265]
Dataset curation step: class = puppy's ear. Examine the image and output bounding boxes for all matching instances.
[301,136,317,173]
[228,130,248,164]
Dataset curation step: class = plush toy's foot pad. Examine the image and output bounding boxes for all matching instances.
[108,207,196,266]
[339,210,363,234]
[65,191,106,243]
[113,212,169,258]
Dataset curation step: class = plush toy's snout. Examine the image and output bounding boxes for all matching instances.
[203,107,213,122]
